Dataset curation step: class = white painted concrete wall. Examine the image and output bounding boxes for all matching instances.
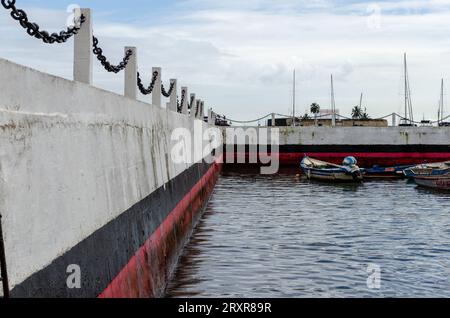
[223,126,450,145]
[0,58,216,289]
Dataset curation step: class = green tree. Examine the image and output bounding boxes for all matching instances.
[310,103,320,126]
[351,106,363,119]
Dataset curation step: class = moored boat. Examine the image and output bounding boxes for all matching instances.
[300,156,364,182]
[363,165,414,179]
[403,161,450,179]
[413,175,450,191]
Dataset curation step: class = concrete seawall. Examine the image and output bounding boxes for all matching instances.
[0,58,222,297]
[223,126,450,167]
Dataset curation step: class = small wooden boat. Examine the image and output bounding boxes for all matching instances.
[300,156,363,182]
[363,165,414,179]
[414,175,450,191]
[403,161,450,179]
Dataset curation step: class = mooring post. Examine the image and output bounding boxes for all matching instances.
[392,113,397,127]
[271,113,276,127]
[169,79,177,112]
[207,108,213,124]
[190,93,196,118]
[124,47,137,99]
[152,67,162,107]
[74,8,93,84]
[181,87,188,115]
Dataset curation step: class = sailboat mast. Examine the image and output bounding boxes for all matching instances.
[359,93,363,109]
[440,78,444,124]
[331,74,336,127]
[292,69,296,127]
[404,53,408,124]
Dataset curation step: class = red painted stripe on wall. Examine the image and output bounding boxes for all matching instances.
[99,159,222,298]
[233,152,450,166]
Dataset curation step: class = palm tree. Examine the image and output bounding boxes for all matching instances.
[351,106,363,119]
[310,103,320,126]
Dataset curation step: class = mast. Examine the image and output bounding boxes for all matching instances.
[292,69,296,127]
[404,53,408,124]
[440,78,444,124]
[331,74,336,127]
[359,93,363,108]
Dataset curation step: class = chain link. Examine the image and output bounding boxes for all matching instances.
[195,100,200,117]
[161,82,175,97]
[92,36,133,73]
[1,0,85,44]
[188,95,195,110]
[178,89,186,113]
[137,71,159,95]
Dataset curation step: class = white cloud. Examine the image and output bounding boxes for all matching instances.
[1,1,450,120]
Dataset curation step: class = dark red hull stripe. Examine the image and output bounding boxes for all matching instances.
[99,159,221,298]
[10,159,220,298]
[226,144,450,153]
[232,152,450,167]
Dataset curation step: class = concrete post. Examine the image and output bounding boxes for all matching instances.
[271,113,276,127]
[208,108,213,124]
[190,93,196,118]
[124,47,137,99]
[181,87,188,115]
[392,113,397,127]
[152,67,162,107]
[74,8,93,84]
[169,79,177,112]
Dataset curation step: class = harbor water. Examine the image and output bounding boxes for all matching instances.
[167,168,450,298]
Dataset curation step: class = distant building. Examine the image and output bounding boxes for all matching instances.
[267,118,388,127]
[317,109,340,119]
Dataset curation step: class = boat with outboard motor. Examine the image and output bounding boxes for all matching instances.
[300,156,364,182]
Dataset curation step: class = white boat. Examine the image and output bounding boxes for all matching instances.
[300,156,364,182]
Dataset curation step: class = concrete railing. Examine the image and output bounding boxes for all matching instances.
[0,57,219,294]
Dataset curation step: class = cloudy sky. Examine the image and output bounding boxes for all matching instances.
[1,0,450,121]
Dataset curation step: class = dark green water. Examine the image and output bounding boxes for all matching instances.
[167,169,450,298]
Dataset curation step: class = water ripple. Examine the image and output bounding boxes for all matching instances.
[167,169,450,298]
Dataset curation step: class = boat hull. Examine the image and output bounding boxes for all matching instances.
[300,157,364,183]
[414,176,450,191]
[302,169,363,182]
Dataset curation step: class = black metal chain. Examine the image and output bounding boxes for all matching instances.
[188,95,195,110]
[195,100,200,117]
[178,89,186,112]
[161,82,175,98]
[1,0,85,44]
[92,36,133,73]
[137,71,159,95]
